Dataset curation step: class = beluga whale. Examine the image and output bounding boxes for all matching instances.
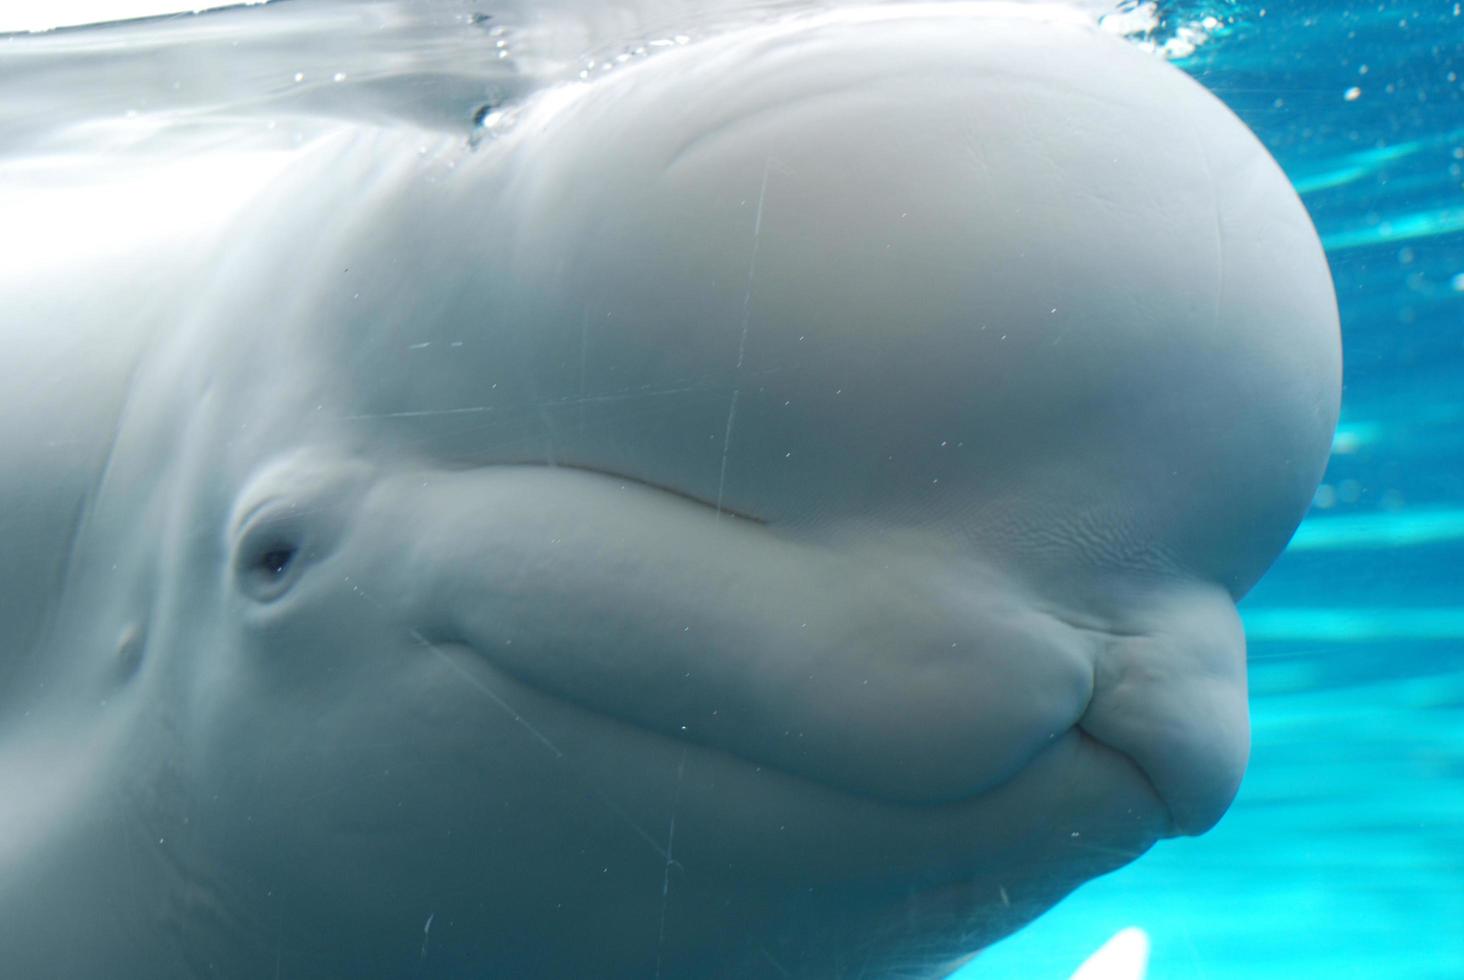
[0,1,1340,977]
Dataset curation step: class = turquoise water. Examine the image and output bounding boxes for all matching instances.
[968,2,1464,976]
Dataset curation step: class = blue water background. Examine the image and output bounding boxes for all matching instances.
[967,2,1464,976]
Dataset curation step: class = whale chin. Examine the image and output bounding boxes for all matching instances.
[366,629,1170,977]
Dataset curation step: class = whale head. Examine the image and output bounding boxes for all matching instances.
[0,4,1338,977]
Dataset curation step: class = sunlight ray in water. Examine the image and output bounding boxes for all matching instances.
[1289,508,1464,550]
[1241,607,1464,642]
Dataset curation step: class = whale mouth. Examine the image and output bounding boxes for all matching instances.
[424,627,1171,838]
[432,628,1166,822]
[408,464,1102,807]
[387,463,1244,838]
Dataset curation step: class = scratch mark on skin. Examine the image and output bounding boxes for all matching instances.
[396,624,671,862]
[552,383,715,407]
[409,628,565,760]
[420,911,434,961]
[592,794,674,863]
[759,946,793,977]
[716,157,771,521]
[1065,840,1148,861]
[343,405,499,420]
[655,747,689,979]
[1187,118,1226,338]
[537,402,560,466]
[578,305,591,436]
[341,366,789,425]
[340,380,729,422]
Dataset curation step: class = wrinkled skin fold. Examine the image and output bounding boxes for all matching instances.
[0,3,1338,977]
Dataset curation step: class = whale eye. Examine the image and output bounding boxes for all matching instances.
[234,511,308,603]
[229,453,368,605]
[259,546,297,577]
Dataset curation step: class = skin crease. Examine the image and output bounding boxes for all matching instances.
[0,4,1339,978]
